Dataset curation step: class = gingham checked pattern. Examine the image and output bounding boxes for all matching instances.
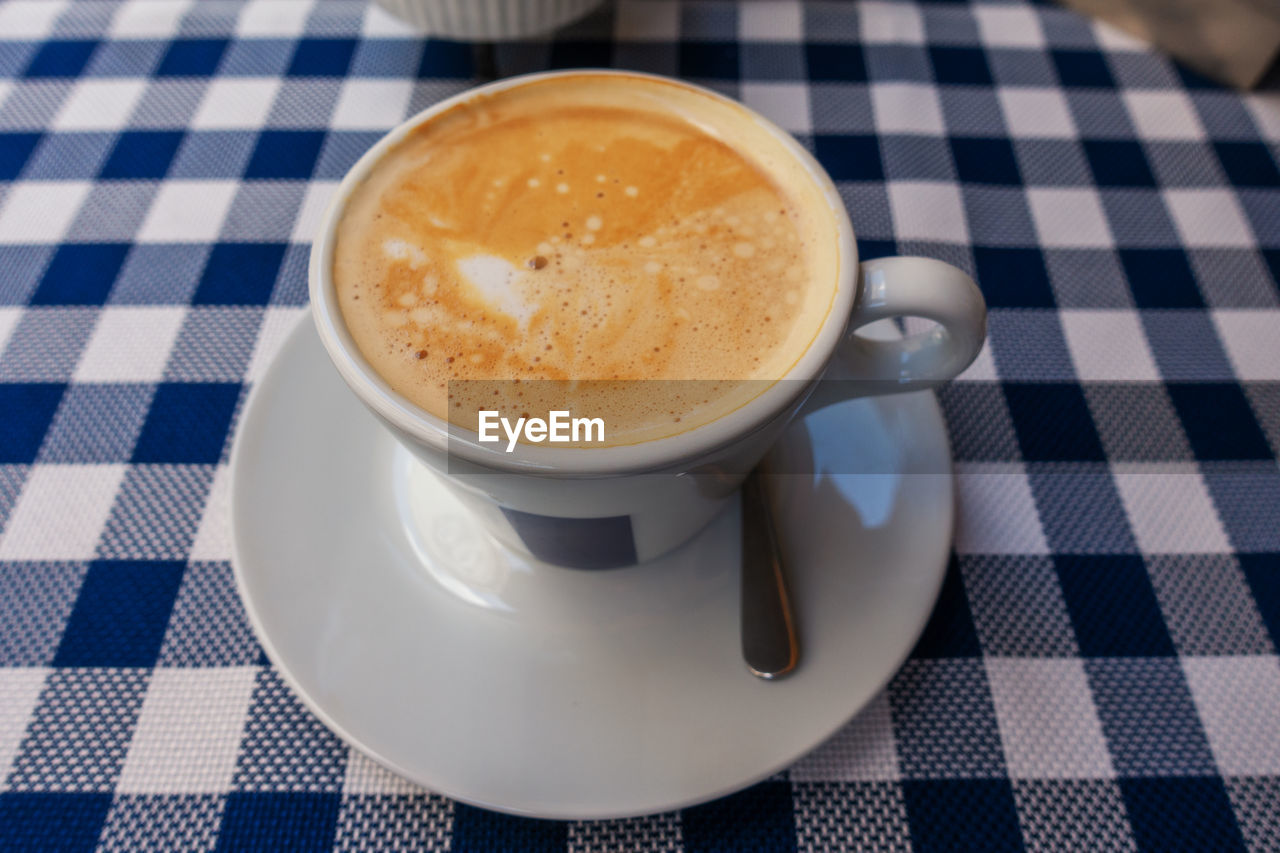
[1,0,1278,849]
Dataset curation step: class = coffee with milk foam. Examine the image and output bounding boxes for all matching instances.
[334,74,839,445]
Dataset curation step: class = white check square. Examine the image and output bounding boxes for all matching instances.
[1183,656,1280,776]
[109,0,192,38]
[997,87,1076,139]
[1092,18,1147,51]
[0,668,49,792]
[137,181,238,243]
[188,464,232,562]
[74,307,186,383]
[986,658,1114,779]
[790,692,900,781]
[738,0,802,42]
[973,5,1045,49]
[1123,91,1205,141]
[51,79,147,131]
[614,0,679,40]
[116,667,258,794]
[1113,467,1232,554]
[191,79,281,130]
[740,83,811,134]
[289,182,338,244]
[1244,93,1280,143]
[888,182,969,243]
[1059,310,1160,381]
[0,465,126,560]
[361,1,414,36]
[859,0,924,44]
[331,80,413,130]
[236,0,314,36]
[954,464,1050,555]
[871,82,944,135]
[1212,310,1280,380]
[0,182,92,246]
[1163,189,1254,248]
[0,0,68,39]
[956,339,999,381]
[343,750,426,794]
[1027,188,1113,248]
[0,307,21,357]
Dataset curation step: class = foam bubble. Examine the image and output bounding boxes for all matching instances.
[586,216,602,231]
[383,239,427,268]
[596,174,606,183]
[527,178,540,188]
[625,186,638,197]
[457,254,533,324]
[540,153,551,162]
[422,275,438,296]
[733,242,755,258]
[638,236,656,248]
[397,292,416,307]
[537,242,553,254]
[582,233,596,245]
[644,261,662,274]
[696,275,720,291]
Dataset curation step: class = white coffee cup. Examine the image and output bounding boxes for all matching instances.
[310,70,986,570]
[371,0,606,40]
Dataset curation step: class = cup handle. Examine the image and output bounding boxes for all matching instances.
[799,256,987,415]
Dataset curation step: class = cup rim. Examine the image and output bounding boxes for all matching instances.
[308,68,858,476]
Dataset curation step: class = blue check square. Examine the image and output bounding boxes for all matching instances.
[193,243,288,305]
[23,41,98,78]
[245,130,326,180]
[0,793,113,853]
[1055,555,1176,657]
[1213,141,1280,188]
[31,244,130,306]
[1119,249,1204,308]
[929,46,993,86]
[156,39,228,76]
[99,131,184,180]
[131,383,241,464]
[806,44,868,82]
[680,42,740,79]
[814,135,884,181]
[1051,49,1114,87]
[415,39,473,78]
[0,132,40,180]
[1166,383,1273,461]
[1003,383,1106,462]
[1083,140,1157,187]
[0,384,65,463]
[951,137,1022,186]
[973,247,1055,308]
[288,38,358,77]
[1120,778,1247,852]
[216,793,342,853]
[53,560,186,668]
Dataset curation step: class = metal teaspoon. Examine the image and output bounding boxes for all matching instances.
[740,466,800,679]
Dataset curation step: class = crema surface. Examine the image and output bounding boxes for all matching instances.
[333,74,838,443]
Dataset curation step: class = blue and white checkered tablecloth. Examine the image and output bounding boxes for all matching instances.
[2,0,1279,849]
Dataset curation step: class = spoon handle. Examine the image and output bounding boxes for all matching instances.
[740,468,800,679]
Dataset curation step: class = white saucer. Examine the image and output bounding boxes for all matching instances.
[230,317,954,820]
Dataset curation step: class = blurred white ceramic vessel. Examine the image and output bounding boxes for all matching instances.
[372,0,607,39]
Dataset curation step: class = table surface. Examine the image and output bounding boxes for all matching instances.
[2,0,1279,850]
